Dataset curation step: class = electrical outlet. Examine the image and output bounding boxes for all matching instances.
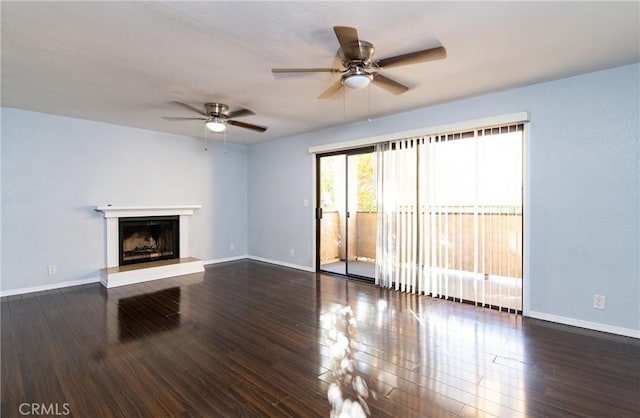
[289,248,295,257]
[593,294,606,310]
[48,264,57,275]
[229,243,235,251]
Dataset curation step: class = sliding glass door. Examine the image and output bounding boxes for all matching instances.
[317,148,376,280]
[316,122,523,311]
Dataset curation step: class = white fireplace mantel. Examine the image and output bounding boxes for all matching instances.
[94,204,204,288]
[95,205,202,218]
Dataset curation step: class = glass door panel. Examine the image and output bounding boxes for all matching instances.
[318,154,346,275]
[346,153,376,279]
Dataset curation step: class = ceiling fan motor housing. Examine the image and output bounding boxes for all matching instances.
[339,40,375,89]
[204,103,228,132]
[204,103,228,117]
[339,40,374,67]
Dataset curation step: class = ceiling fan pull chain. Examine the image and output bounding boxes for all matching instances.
[368,83,372,123]
[343,86,346,119]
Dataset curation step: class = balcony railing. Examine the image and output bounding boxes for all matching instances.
[321,207,522,279]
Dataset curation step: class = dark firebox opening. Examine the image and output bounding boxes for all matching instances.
[119,216,179,266]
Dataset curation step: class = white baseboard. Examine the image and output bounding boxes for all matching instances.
[0,255,314,297]
[247,256,315,273]
[526,310,640,338]
[203,255,250,265]
[0,277,100,297]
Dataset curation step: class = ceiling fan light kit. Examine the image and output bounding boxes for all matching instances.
[342,71,372,89]
[205,118,226,132]
[271,25,447,98]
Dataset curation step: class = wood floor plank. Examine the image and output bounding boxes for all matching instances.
[2,260,639,417]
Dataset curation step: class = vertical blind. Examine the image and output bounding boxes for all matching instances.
[375,124,524,311]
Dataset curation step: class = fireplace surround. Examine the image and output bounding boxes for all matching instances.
[95,205,204,288]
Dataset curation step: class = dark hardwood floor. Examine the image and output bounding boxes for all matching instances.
[2,260,639,417]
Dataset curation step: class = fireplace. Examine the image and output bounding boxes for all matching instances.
[95,205,204,288]
[119,216,179,266]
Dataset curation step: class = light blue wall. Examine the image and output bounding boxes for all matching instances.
[248,133,314,268]
[2,64,638,334]
[1,109,248,292]
[209,141,248,258]
[248,63,640,333]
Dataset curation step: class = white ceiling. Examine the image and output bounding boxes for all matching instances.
[2,1,639,144]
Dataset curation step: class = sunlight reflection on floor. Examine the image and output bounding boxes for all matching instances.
[322,305,378,417]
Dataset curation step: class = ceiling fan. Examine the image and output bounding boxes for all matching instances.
[272,26,446,99]
[162,101,267,133]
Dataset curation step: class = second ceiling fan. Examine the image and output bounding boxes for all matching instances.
[272,26,446,99]
[162,101,267,133]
